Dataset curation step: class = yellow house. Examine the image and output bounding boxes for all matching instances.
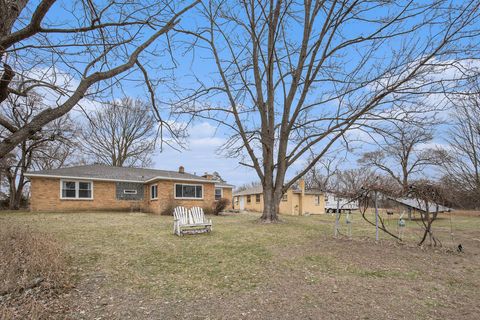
[232,180,325,215]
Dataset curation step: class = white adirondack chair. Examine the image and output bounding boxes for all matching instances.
[173,206,212,236]
[189,207,212,232]
[173,206,189,236]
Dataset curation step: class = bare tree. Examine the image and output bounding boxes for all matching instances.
[302,156,339,191]
[408,180,448,246]
[0,91,75,209]
[81,98,157,167]
[175,0,480,222]
[359,123,444,193]
[442,81,480,208]
[0,0,200,158]
[335,168,381,197]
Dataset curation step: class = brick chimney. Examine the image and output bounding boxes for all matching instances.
[178,166,185,174]
[202,172,214,180]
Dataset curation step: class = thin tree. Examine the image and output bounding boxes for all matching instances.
[442,81,480,208]
[359,123,444,193]
[175,0,480,222]
[302,156,339,191]
[0,91,75,209]
[0,0,200,158]
[81,98,157,167]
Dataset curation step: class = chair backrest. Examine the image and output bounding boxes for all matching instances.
[189,207,205,224]
[174,206,189,225]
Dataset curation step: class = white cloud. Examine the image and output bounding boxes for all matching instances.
[152,121,257,186]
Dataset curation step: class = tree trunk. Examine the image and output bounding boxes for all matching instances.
[260,184,281,223]
[8,179,20,210]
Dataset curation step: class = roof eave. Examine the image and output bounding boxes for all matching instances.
[24,173,144,183]
[25,173,215,184]
[144,176,215,184]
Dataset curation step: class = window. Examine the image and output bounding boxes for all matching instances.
[247,195,251,203]
[78,182,92,198]
[234,197,239,204]
[255,194,261,203]
[124,189,138,195]
[315,195,321,206]
[175,184,203,199]
[61,180,92,199]
[150,185,158,199]
[282,194,288,202]
[215,188,223,200]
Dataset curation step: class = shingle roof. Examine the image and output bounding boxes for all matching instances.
[389,197,451,213]
[25,164,215,183]
[233,185,263,196]
[214,181,235,188]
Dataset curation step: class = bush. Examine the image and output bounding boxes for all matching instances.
[202,205,214,215]
[160,201,179,216]
[0,223,71,318]
[213,198,231,215]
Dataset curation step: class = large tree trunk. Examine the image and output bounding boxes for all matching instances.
[260,186,281,223]
[8,190,20,209]
[7,177,21,210]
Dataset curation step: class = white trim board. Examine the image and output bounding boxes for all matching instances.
[60,179,94,200]
[174,183,204,200]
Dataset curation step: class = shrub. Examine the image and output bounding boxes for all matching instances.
[213,198,231,215]
[0,223,71,318]
[160,201,179,215]
[202,205,214,215]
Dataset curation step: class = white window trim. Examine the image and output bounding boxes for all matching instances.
[59,179,94,200]
[215,187,223,200]
[150,184,158,200]
[174,183,204,200]
[123,189,138,195]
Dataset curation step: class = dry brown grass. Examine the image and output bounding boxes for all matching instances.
[1,211,479,319]
[0,222,71,319]
[451,209,480,217]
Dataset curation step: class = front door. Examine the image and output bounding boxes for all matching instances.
[239,196,245,211]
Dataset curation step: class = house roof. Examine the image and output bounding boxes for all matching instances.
[25,164,217,183]
[234,185,323,196]
[234,185,263,196]
[389,197,451,213]
[293,188,323,195]
[214,182,235,188]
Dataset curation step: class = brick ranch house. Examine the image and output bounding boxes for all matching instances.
[25,164,234,213]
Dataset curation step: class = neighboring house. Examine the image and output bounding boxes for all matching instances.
[324,192,359,213]
[25,164,234,213]
[232,180,325,215]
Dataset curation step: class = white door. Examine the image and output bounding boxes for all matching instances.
[239,196,245,211]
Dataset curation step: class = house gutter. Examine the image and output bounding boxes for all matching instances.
[25,173,216,184]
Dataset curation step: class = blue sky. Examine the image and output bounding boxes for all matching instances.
[17,1,480,187]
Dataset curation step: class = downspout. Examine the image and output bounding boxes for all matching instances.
[299,179,305,216]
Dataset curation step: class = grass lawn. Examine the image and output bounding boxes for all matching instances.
[1,210,479,319]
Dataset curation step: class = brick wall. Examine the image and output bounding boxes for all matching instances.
[221,187,233,209]
[30,177,147,212]
[30,177,216,213]
[148,180,215,214]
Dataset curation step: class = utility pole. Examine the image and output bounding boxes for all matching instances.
[374,190,379,242]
